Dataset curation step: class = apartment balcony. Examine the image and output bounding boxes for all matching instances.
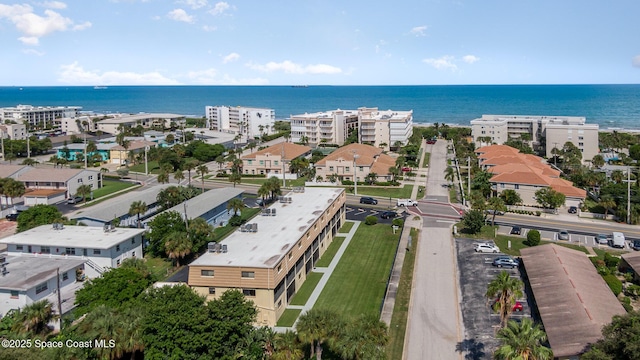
[361,130,375,135]
[360,125,375,130]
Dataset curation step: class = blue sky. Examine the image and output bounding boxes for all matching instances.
[0,0,639,86]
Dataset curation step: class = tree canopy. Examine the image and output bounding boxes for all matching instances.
[16,204,63,232]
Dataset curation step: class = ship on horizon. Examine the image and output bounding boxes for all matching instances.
[93,86,108,90]
[291,85,308,88]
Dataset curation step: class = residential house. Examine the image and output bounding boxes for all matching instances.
[241,142,312,176]
[314,143,396,183]
[109,140,156,165]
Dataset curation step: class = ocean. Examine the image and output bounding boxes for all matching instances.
[1,85,639,129]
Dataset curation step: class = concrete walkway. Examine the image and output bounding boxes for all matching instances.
[273,220,361,332]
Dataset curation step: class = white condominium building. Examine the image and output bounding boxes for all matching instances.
[0,105,81,129]
[290,107,413,150]
[0,123,27,140]
[470,115,599,162]
[205,106,275,142]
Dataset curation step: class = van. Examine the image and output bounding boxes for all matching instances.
[611,232,626,249]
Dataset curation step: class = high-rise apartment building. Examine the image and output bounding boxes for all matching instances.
[205,106,275,142]
[0,105,81,130]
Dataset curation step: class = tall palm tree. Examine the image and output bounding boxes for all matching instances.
[599,195,616,219]
[12,299,56,336]
[227,197,244,216]
[273,330,304,360]
[334,314,388,360]
[2,178,25,208]
[157,170,170,184]
[487,196,506,226]
[129,201,148,228]
[229,172,242,188]
[296,308,340,360]
[486,270,524,328]
[184,161,197,185]
[444,166,456,184]
[495,318,553,360]
[75,184,92,204]
[196,164,209,193]
[164,231,192,267]
[174,169,185,184]
[257,184,270,206]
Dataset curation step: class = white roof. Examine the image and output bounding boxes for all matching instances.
[190,187,344,268]
[0,225,146,249]
[147,187,244,222]
[0,256,86,291]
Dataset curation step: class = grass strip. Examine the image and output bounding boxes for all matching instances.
[289,272,323,306]
[315,237,345,267]
[338,221,354,233]
[276,309,302,327]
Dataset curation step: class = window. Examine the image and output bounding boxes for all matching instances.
[298,242,302,249]
[65,248,76,255]
[77,178,83,183]
[578,142,584,147]
[247,160,252,165]
[10,290,18,299]
[241,271,255,278]
[201,270,215,277]
[116,259,121,266]
[16,245,23,251]
[36,282,48,294]
[93,249,101,255]
[259,160,264,165]
[359,167,363,171]
[208,287,216,295]
[242,289,256,297]
[116,245,120,252]
[132,237,136,244]
[274,161,278,165]
[62,272,68,281]
[288,252,293,260]
[88,175,93,180]
[277,300,282,308]
[345,167,350,172]
[277,264,282,273]
[41,246,51,254]
[514,184,519,189]
[329,166,334,171]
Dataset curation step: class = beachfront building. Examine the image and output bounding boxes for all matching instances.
[289,107,413,150]
[0,225,146,277]
[314,143,396,183]
[0,255,87,319]
[241,142,312,176]
[71,184,172,227]
[95,113,186,135]
[0,123,27,140]
[470,115,600,162]
[476,145,586,207]
[205,106,275,142]
[0,105,82,130]
[188,187,346,326]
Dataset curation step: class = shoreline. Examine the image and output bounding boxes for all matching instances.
[411,122,640,133]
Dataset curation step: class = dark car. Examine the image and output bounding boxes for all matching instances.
[633,240,640,251]
[568,206,578,214]
[380,211,398,219]
[359,197,378,205]
[5,213,20,221]
[510,226,522,235]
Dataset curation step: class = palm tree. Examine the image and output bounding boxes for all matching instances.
[499,189,522,206]
[296,308,340,360]
[487,196,506,226]
[12,299,56,336]
[1,178,25,208]
[229,172,242,188]
[365,172,377,185]
[129,201,148,228]
[444,166,456,184]
[157,170,170,184]
[495,318,553,360]
[196,165,209,193]
[164,231,192,267]
[174,169,185,184]
[183,161,197,186]
[75,184,92,204]
[165,133,175,144]
[257,183,270,206]
[486,270,524,328]
[215,155,225,170]
[334,314,388,360]
[610,169,624,184]
[599,195,616,219]
[227,197,244,216]
[273,330,304,360]
[21,158,38,166]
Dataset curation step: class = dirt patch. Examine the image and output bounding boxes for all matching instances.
[0,220,17,240]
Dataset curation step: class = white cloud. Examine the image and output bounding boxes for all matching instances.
[179,0,208,9]
[222,52,240,63]
[41,1,67,9]
[22,48,45,56]
[202,25,217,31]
[186,68,268,85]
[247,60,342,75]
[58,62,181,85]
[463,55,479,64]
[409,25,427,37]
[633,55,640,68]
[73,21,92,31]
[423,56,457,71]
[0,4,89,45]
[209,1,229,15]
[167,8,194,23]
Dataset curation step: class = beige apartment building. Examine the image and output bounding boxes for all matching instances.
[187,187,346,326]
[290,107,413,150]
[241,142,311,176]
[0,105,81,130]
[470,115,599,163]
[96,114,186,135]
[314,143,396,183]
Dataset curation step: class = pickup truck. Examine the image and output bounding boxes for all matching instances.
[397,199,418,207]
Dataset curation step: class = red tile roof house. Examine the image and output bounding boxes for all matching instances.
[314,143,396,183]
[475,145,586,208]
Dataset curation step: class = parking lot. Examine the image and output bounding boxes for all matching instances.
[495,225,635,250]
[456,238,532,359]
[344,206,407,224]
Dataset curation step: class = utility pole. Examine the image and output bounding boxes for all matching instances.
[56,268,63,331]
[144,146,149,175]
[467,156,471,204]
[1,132,4,160]
[353,150,359,196]
[625,166,632,224]
[281,141,286,188]
[83,131,87,169]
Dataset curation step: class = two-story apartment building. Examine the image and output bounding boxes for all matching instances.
[314,143,396,183]
[241,142,312,176]
[0,123,27,140]
[0,105,81,130]
[96,113,186,135]
[205,106,275,142]
[0,225,146,277]
[188,187,346,326]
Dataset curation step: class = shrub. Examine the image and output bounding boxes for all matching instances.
[621,296,633,312]
[535,211,541,216]
[625,284,640,298]
[365,215,378,225]
[525,229,541,246]
[228,215,244,226]
[624,272,634,283]
[604,274,623,296]
[342,180,354,186]
[604,253,620,269]
[392,218,404,227]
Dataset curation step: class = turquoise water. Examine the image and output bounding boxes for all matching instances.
[1,85,639,128]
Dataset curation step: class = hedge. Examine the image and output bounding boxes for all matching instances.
[604,274,623,296]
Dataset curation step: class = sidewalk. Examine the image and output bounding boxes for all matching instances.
[273,221,361,332]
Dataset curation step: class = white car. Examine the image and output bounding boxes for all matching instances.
[474,242,500,253]
[397,199,418,207]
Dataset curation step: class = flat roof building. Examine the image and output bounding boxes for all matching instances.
[95,113,186,135]
[205,106,275,142]
[188,187,346,326]
[241,142,312,177]
[0,105,81,129]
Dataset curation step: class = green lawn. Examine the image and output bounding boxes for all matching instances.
[386,227,419,360]
[338,222,354,233]
[144,255,176,281]
[315,237,346,267]
[289,272,323,306]
[313,223,399,317]
[91,179,138,199]
[128,157,199,174]
[351,185,414,199]
[239,176,308,187]
[276,309,302,327]
[422,152,431,168]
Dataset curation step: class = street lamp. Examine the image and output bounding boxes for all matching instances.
[353,150,359,196]
[144,145,150,175]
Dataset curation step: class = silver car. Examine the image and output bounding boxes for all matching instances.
[558,230,570,240]
[474,242,499,253]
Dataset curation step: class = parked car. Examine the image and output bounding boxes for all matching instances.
[612,232,626,249]
[596,234,609,244]
[5,213,20,221]
[401,167,412,172]
[426,138,437,144]
[558,230,570,240]
[380,211,398,219]
[492,256,519,268]
[493,299,523,312]
[510,226,522,235]
[632,240,640,251]
[486,209,505,216]
[397,199,418,207]
[474,242,500,253]
[568,206,578,214]
[67,196,83,204]
[359,197,378,205]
